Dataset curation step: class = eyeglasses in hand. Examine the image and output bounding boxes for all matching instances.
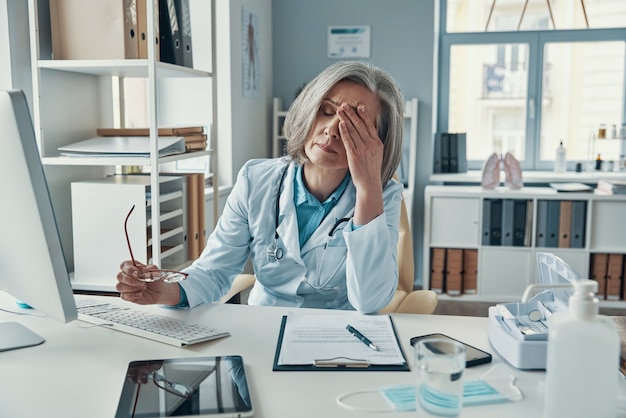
[124,205,188,283]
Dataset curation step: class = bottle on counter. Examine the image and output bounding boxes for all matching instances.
[595,154,602,171]
[544,280,620,418]
[554,140,567,173]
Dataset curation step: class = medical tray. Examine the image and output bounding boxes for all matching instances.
[488,252,579,369]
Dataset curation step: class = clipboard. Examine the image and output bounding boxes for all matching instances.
[272,315,410,371]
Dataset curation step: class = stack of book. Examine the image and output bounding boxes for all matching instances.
[96,126,208,152]
[596,180,626,195]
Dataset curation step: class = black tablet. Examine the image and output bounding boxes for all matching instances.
[410,333,492,368]
[115,355,253,418]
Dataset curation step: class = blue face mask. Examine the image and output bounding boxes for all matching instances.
[337,365,523,414]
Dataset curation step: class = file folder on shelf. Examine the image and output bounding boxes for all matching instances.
[441,133,450,173]
[186,174,200,259]
[137,0,160,60]
[159,0,184,65]
[175,0,194,68]
[590,253,609,300]
[58,136,185,158]
[462,249,478,294]
[445,249,464,296]
[50,0,140,60]
[536,200,548,247]
[501,199,515,246]
[545,200,561,248]
[433,133,443,173]
[513,200,528,247]
[430,248,446,293]
[558,200,573,248]
[482,199,502,246]
[448,133,467,173]
[570,201,586,249]
[606,254,623,301]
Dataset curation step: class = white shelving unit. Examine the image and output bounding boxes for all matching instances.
[272,97,288,158]
[423,185,626,307]
[71,175,187,291]
[27,0,217,291]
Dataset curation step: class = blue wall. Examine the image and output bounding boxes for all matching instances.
[272,0,436,285]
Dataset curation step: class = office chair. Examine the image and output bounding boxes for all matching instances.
[221,192,438,315]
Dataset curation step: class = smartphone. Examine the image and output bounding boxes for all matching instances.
[410,333,492,368]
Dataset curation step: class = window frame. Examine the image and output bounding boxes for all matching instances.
[437,0,626,171]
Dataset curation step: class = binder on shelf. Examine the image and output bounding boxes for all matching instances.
[482,199,503,246]
[50,0,140,60]
[545,200,561,248]
[490,199,503,246]
[501,199,515,247]
[449,134,459,173]
[606,254,623,301]
[58,136,185,158]
[590,253,609,300]
[449,133,467,173]
[441,133,450,173]
[536,200,548,247]
[159,0,184,65]
[570,201,586,249]
[513,200,528,247]
[462,249,478,294]
[185,174,200,259]
[175,0,193,68]
[433,133,443,174]
[558,200,573,248]
[137,0,160,60]
[523,200,533,247]
[445,249,464,296]
[195,173,207,254]
[430,248,446,293]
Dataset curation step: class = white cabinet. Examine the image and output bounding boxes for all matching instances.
[424,185,626,306]
[28,0,217,291]
[429,197,480,247]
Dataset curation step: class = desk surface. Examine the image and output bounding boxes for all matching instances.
[0,292,622,418]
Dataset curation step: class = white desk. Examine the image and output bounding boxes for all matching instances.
[0,292,621,417]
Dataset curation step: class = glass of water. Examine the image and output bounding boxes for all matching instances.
[414,337,466,417]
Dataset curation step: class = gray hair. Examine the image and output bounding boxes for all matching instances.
[283,61,405,185]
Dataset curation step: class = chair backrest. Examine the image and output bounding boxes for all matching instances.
[396,192,415,294]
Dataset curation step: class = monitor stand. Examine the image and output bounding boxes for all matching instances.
[0,322,45,352]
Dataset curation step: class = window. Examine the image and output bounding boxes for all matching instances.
[438,0,626,171]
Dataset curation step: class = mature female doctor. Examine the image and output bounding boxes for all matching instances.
[116,61,405,314]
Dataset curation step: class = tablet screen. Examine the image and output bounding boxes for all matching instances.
[115,355,253,418]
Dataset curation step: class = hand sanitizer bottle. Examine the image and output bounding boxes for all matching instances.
[544,280,620,418]
[554,140,567,173]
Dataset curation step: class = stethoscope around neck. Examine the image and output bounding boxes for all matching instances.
[267,164,351,263]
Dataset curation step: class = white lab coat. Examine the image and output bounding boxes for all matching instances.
[181,158,403,313]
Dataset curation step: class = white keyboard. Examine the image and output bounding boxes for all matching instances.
[76,298,230,347]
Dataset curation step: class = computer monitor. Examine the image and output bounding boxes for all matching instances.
[0,89,77,351]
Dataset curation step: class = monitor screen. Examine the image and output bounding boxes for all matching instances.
[0,89,77,351]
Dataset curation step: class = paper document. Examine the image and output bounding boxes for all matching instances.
[277,311,406,366]
[58,136,186,157]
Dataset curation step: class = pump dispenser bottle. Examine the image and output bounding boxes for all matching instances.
[554,140,567,172]
[544,280,620,418]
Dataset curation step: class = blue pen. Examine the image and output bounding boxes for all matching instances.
[346,324,378,351]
